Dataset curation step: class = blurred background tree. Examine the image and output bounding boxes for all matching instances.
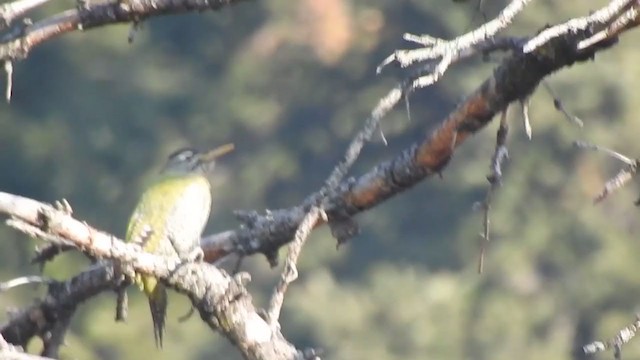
[1,0,639,359]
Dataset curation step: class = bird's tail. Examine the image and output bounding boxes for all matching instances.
[142,276,167,348]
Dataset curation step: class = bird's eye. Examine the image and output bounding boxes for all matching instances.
[168,148,197,163]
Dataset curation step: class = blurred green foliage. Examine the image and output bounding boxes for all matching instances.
[1,0,640,359]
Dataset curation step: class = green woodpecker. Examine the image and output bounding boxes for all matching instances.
[125,144,234,347]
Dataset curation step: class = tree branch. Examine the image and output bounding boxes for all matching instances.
[200,0,639,265]
[0,0,249,61]
[0,192,308,360]
[266,207,323,330]
[1,331,56,360]
[0,0,51,30]
[377,0,532,72]
[523,0,636,53]
[2,1,639,358]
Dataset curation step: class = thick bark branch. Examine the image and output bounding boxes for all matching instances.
[0,192,304,360]
[200,1,638,264]
[0,0,249,60]
[0,0,52,30]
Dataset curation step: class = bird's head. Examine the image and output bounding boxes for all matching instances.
[162,143,234,175]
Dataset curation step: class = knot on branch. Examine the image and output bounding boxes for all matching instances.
[203,271,250,330]
[263,248,279,268]
[204,271,250,311]
[328,216,360,248]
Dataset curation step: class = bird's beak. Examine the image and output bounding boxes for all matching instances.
[200,143,235,163]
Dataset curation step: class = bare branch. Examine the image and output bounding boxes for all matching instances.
[578,5,640,50]
[267,207,323,330]
[477,109,509,273]
[200,2,634,265]
[542,81,584,128]
[0,0,52,30]
[320,87,403,194]
[290,2,532,222]
[574,141,635,165]
[378,0,532,72]
[1,264,113,348]
[0,275,51,292]
[0,192,305,360]
[574,141,639,203]
[584,314,640,360]
[376,0,531,94]
[523,0,637,53]
[0,0,248,61]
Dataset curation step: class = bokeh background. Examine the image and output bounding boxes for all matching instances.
[1,0,640,359]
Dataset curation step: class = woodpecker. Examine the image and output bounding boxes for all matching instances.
[125,144,233,347]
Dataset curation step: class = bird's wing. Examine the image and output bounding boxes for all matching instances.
[126,179,177,256]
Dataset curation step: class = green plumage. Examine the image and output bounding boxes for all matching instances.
[125,145,232,348]
[126,165,212,347]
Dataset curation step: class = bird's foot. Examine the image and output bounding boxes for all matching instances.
[53,198,73,215]
[186,247,204,263]
[177,306,196,323]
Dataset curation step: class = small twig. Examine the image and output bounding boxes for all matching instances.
[53,198,73,215]
[584,314,640,360]
[127,19,142,44]
[376,0,531,97]
[406,52,453,93]
[377,0,532,73]
[594,166,637,204]
[574,140,635,165]
[374,1,532,102]
[267,207,322,329]
[477,109,509,274]
[520,97,532,139]
[403,92,412,122]
[319,87,403,193]
[401,32,442,47]
[0,275,51,292]
[114,286,128,322]
[574,141,639,203]
[378,123,388,146]
[4,60,12,102]
[542,81,584,127]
